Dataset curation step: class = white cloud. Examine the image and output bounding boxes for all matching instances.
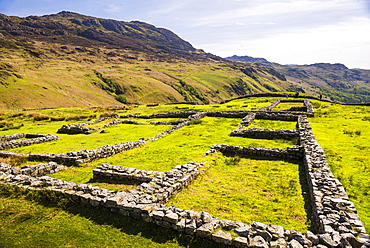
[202,17,370,68]
[1,0,369,68]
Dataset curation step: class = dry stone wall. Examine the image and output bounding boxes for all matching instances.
[1,99,369,247]
[208,144,303,162]
[298,116,369,245]
[230,128,299,140]
[259,99,314,115]
[0,162,65,178]
[93,163,161,183]
[0,133,59,150]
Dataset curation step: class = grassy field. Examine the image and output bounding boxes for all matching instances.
[1,96,369,247]
[308,100,370,232]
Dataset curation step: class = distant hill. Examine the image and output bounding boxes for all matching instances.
[227,55,370,103]
[226,55,270,64]
[0,12,295,109]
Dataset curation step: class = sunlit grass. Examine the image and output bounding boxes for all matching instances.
[309,103,370,232]
[1,97,370,245]
[168,155,309,233]
[248,119,297,130]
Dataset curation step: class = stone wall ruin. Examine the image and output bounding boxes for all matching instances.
[0,99,369,247]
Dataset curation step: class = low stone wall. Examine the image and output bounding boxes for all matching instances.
[237,112,256,129]
[1,102,369,247]
[133,162,203,204]
[0,133,59,150]
[283,106,307,112]
[208,144,303,162]
[298,116,369,244]
[151,120,186,125]
[146,112,207,142]
[0,112,208,166]
[57,120,139,134]
[230,128,299,140]
[237,112,298,130]
[256,112,300,121]
[93,164,161,183]
[120,111,197,119]
[3,160,367,247]
[280,99,314,114]
[0,162,65,178]
[259,99,314,115]
[0,140,146,166]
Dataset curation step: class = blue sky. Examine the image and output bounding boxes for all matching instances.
[0,0,369,69]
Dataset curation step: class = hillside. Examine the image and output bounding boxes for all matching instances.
[0,12,296,110]
[227,55,370,103]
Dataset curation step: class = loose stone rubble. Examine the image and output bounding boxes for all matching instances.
[0,99,369,247]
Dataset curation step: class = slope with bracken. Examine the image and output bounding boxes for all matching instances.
[0,11,295,109]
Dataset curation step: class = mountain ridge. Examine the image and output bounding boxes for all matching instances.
[0,11,295,110]
[226,55,370,103]
[0,11,220,61]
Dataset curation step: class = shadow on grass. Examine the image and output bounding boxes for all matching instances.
[298,161,315,233]
[0,184,222,248]
[86,177,140,186]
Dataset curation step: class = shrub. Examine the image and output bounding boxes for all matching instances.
[343,130,361,136]
[343,130,354,135]
[33,114,50,121]
[65,114,96,121]
[224,156,241,166]
[188,119,203,125]
[0,120,10,128]
[100,112,117,118]
[146,103,159,107]
[115,95,130,104]
[50,116,66,121]
[0,155,28,166]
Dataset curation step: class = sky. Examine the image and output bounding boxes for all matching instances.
[0,0,370,69]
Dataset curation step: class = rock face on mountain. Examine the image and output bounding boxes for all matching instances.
[0,11,216,60]
[0,12,295,109]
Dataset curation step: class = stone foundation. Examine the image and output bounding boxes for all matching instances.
[1,99,369,247]
[0,133,59,150]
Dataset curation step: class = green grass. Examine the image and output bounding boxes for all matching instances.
[0,185,214,248]
[50,117,296,191]
[1,97,369,246]
[272,102,304,111]
[309,101,370,232]
[83,117,297,171]
[8,124,170,154]
[248,119,297,130]
[167,155,309,233]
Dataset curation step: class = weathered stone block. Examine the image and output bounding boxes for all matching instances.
[211,230,232,245]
